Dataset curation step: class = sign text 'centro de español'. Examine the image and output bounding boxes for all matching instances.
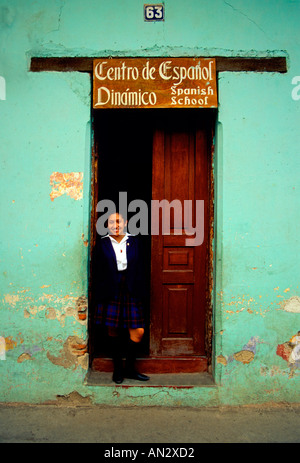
[93,58,217,109]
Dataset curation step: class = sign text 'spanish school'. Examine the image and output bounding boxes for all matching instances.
[93,58,217,109]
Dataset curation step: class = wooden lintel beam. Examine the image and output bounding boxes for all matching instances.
[216,56,287,73]
[30,56,287,73]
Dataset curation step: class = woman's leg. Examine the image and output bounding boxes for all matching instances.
[125,328,149,381]
[108,327,123,384]
[128,327,144,343]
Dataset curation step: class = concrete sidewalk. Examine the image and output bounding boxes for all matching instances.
[0,399,299,443]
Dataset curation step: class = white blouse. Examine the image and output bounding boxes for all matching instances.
[104,233,130,271]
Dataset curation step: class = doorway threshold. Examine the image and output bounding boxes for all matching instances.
[92,355,208,374]
[86,370,215,388]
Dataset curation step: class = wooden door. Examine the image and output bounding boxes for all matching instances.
[150,113,210,358]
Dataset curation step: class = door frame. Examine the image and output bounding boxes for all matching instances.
[88,108,216,371]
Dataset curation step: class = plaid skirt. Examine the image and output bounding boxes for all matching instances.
[94,271,145,329]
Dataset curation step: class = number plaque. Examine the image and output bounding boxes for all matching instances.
[144,4,165,22]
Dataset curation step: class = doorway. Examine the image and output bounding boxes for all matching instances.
[91,109,153,360]
[90,108,215,373]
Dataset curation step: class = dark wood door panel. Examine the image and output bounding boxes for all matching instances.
[151,112,210,357]
[163,284,193,335]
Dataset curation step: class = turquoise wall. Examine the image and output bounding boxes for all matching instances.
[0,0,299,406]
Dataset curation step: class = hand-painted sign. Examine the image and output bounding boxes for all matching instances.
[93,58,217,109]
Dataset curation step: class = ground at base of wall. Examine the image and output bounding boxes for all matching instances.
[0,401,299,443]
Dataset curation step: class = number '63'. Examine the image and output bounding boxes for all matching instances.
[145,5,164,20]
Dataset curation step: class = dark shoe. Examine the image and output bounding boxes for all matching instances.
[124,369,150,381]
[112,369,124,384]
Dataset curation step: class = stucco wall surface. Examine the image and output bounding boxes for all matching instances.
[0,0,299,406]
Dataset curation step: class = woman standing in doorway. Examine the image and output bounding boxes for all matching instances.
[94,211,149,384]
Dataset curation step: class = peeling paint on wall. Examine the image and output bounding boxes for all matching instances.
[50,172,83,201]
[4,294,19,306]
[17,352,33,363]
[216,354,227,366]
[217,337,261,369]
[18,344,43,361]
[81,233,89,247]
[5,334,23,351]
[277,331,300,376]
[76,295,88,321]
[234,337,259,364]
[281,296,300,313]
[276,342,292,362]
[46,336,88,370]
[2,290,87,327]
[223,288,300,319]
[54,391,92,406]
[234,350,255,364]
[289,332,300,364]
[0,337,6,360]
[22,295,88,326]
[224,294,270,317]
